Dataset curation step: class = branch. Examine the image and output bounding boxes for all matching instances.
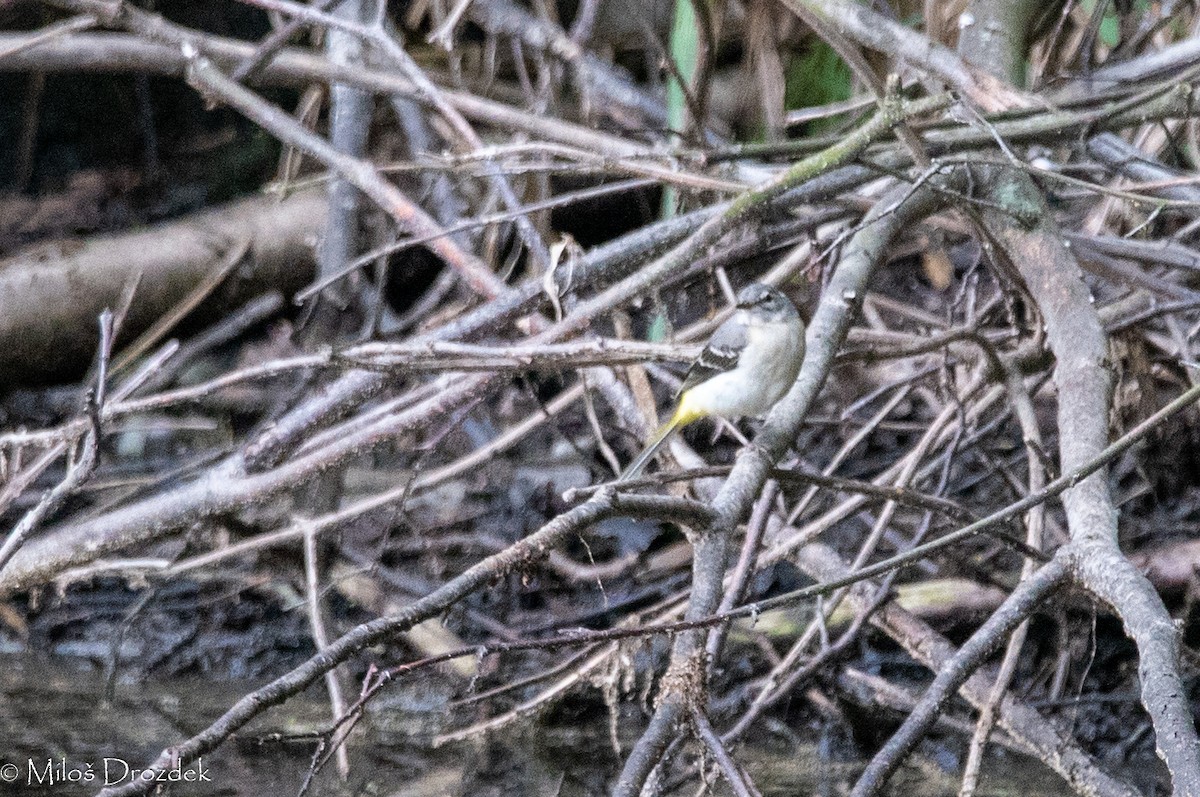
[0,190,322,384]
[182,49,506,299]
[849,556,1070,796]
[978,165,1200,796]
[92,490,711,797]
[776,0,1035,111]
[613,159,969,796]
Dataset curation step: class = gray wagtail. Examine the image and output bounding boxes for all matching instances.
[619,283,805,481]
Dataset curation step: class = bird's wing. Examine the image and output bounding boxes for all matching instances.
[676,317,747,398]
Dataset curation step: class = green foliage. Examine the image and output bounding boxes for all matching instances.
[1081,0,1121,47]
[647,306,671,343]
[666,0,702,138]
[663,0,704,217]
[1099,9,1119,47]
[784,40,852,134]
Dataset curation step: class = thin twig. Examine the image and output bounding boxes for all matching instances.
[0,311,114,572]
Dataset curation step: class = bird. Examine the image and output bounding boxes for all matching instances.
[618,282,806,481]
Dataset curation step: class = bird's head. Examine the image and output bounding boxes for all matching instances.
[735,283,798,322]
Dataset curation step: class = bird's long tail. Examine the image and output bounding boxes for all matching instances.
[618,417,680,482]
[618,401,703,482]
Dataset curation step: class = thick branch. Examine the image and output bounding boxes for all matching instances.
[0,190,322,384]
[978,165,1200,796]
[613,164,970,796]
